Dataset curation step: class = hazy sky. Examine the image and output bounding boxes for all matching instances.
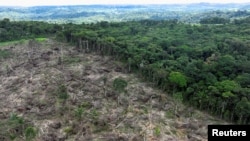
[0,0,249,6]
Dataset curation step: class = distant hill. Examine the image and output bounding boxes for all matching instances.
[0,3,250,23]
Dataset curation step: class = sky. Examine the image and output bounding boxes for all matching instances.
[0,0,249,6]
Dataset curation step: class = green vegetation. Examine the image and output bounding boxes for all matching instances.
[200,17,230,24]
[57,84,69,103]
[169,71,187,93]
[154,126,161,137]
[0,38,46,47]
[0,113,37,141]
[113,77,128,93]
[60,18,250,124]
[1,16,249,124]
[35,37,48,42]
[74,106,85,120]
[0,39,26,47]
[25,126,37,141]
[0,18,60,42]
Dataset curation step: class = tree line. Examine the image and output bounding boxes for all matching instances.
[0,18,61,42]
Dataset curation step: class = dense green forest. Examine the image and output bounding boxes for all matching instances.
[0,17,250,124]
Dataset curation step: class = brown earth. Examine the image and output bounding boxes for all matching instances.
[0,39,227,141]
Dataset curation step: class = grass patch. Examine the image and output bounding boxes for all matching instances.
[25,126,37,141]
[0,37,47,47]
[154,126,161,137]
[0,39,26,47]
[35,37,47,42]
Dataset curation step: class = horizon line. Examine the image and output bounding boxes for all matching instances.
[0,2,250,7]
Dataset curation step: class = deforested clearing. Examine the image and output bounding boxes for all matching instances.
[0,39,226,141]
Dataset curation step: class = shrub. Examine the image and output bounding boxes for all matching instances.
[113,77,128,93]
